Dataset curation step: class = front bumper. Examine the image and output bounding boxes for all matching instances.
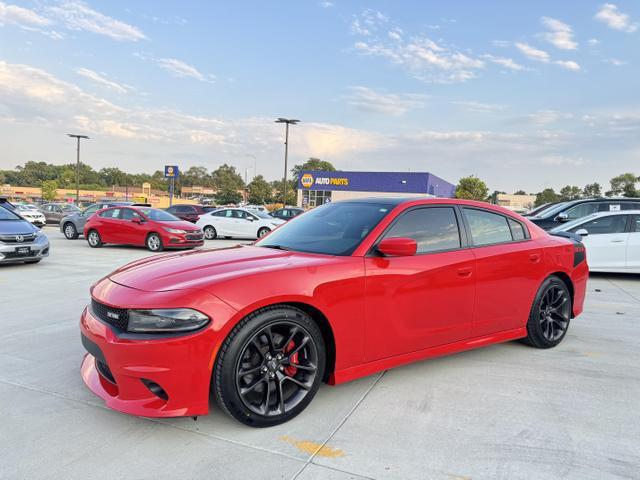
[165,231,204,248]
[0,236,49,263]
[79,280,237,417]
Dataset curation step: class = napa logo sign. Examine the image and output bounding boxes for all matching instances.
[300,173,314,188]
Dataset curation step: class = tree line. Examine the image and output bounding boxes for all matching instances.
[0,158,336,205]
[454,173,640,207]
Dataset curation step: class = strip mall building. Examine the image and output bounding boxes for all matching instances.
[296,170,455,208]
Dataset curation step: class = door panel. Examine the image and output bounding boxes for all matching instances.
[570,214,629,270]
[364,251,476,361]
[626,217,640,270]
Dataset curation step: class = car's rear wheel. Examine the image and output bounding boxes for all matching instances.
[146,233,164,252]
[214,306,325,427]
[523,276,571,348]
[87,230,103,248]
[257,227,270,238]
[204,226,217,240]
[63,222,78,240]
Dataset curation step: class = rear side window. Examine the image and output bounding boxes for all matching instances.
[564,202,601,219]
[464,208,513,246]
[570,215,628,235]
[508,218,526,240]
[384,207,461,254]
[621,202,640,211]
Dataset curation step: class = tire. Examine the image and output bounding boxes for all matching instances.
[203,226,217,240]
[146,233,164,252]
[87,230,103,248]
[257,227,270,239]
[63,222,78,240]
[214,306,326,428]
[522,276,572,349]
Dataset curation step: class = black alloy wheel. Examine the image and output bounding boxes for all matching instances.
[523,276,572,348]
[214,307,325,427]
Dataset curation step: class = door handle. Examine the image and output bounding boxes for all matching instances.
[611,239,625,243]
[529,253,541,263]
[457,267,473,277]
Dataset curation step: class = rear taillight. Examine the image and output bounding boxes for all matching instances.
[573,243,586,267]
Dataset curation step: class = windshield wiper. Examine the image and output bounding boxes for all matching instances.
[260,244,294,251]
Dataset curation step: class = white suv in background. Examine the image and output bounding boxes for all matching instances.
[196,207,284,240]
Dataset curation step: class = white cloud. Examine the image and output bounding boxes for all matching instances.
[595,3,638,33]
[515,42,550,62]
[453,101,506,114]
[603,58,628,66]
[555,60,581,71]
[346,86,428,116]
[588,38,600,46]
[319,1,334,8]
[0,1,50,26]
[542,155,585,166]
[527,110,574,125]
[156,58,215,83]
[47,1,146,41]
[75,67,130,93]
[481,54,526,71]
[350,9,387,36]
[540,17,578,50]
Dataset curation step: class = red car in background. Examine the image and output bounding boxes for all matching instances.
[165,204,218,223]
[83,206,204,252]
[80,198,588,427]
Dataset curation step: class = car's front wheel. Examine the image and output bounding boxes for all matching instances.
[63,222,78,240]
[257,227,270,238]
[146,233,164,252]
[203,226,217,240]
[87,230,103,248]
[214,306,326,427]
[523,276,572,348]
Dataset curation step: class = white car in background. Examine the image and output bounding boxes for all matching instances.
[196,207,285,240]
[551,210,640,273]
[15,205,46,227]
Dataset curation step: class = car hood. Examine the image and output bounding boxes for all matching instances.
[0,220,38,235]
[163,220,201,231]
[108,245,321,292]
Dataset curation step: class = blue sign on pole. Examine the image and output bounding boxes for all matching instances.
[164,165,179,178]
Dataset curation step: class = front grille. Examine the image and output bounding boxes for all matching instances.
[0,233,37,243]
[3,250,37,259]
[186,233,204,241]
[91,299,129,331]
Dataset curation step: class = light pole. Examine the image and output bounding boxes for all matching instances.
[67,134,89,204]
[275,118,299,207]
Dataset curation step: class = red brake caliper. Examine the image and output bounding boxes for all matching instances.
[284,340,298,376]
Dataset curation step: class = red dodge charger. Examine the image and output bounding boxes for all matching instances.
[80,198,588,427]
[83,206,204,252]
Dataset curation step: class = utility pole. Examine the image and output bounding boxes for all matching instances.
[275,118,299,207]
[67,134,89,204]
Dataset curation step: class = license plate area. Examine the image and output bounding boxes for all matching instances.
[16,247,30,256]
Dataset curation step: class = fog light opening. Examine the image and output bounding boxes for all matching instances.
[141,378,169,401]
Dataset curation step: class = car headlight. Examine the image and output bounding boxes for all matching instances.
[163,227,186,234]
[127,308,210,333]
[34,230,43,237]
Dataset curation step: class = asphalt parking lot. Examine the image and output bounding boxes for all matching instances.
[1,226,639,480]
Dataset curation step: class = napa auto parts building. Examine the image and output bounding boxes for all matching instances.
[296,170,456,207]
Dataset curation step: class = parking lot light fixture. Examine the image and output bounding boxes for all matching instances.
[275,118,300,207]
[67,134,90,204]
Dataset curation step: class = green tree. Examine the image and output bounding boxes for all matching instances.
[606,173,639,197]
[41,180,58,201]
[582,182,601,198]
[558,185,582,201]
[212,164,244,190]
[247,175,273,204]
[291,158,336,182]
[99,167,128,187]
[513,190,527,195]
[534,188,559,207]
[215,188,242,205]
[454,176,489,201]
[181,166,212,187]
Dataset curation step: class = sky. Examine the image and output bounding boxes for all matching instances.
[0,1,638,193]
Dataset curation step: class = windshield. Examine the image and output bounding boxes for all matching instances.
[255,201,394,255]
[0,205,22,220]
[138,207,181,221]
[532,201,569,218]
[252,210,274,219]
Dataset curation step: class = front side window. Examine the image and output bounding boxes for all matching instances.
[83,204,101,216]
[570,215,628,235]
[119,208,141,220]
[383,207,461,254]
[564,203,600,220]
[464,208,513,246]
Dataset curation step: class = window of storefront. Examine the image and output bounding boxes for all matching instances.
[302,190,332,207]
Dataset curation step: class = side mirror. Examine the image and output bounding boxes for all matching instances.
[131,217,142,224]
[377,237,417,257]
[556,212,569,222]
[575,228,589,237]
